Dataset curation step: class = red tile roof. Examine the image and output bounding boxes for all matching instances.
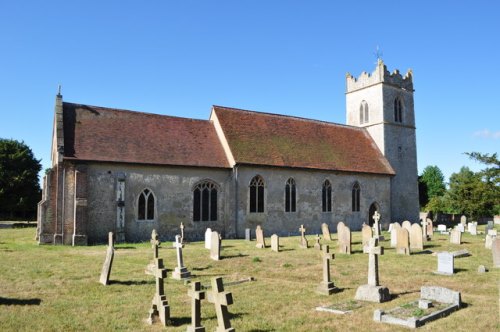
[213,106,395,175]
[62,102,230,168]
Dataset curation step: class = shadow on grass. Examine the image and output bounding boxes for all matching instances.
[454,268,468,273]
[279,248,295,252]
[192,265,212,271]
[109,279,154,285]
[0,297,42,305]
[412,250,433,255]
[423,244,440,249]
[248,329,276,332]
[169,316,191,326]
[115,246,137,250]
[391,289,420,300]
[223,254,249,259]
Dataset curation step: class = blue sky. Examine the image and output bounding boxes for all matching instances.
[1,1,498,184]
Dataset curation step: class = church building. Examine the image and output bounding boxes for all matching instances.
[37,60,419,245]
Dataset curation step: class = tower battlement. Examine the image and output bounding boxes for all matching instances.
[346,60,413,93]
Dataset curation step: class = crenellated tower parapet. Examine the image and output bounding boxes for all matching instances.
[346,59,413,93]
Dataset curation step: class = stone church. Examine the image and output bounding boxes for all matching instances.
[37,60,419,245]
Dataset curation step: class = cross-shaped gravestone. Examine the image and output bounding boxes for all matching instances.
[421,218,429,240]
[207,277,235,332]
[372,211,381,238]
[299,224,308,248]
[314,234,321,250]
[180,222,185,245]
[151,229,161,259]
[317,245,337,295]
[366,238,384,286]
[187,281,205,332]
[172,235,190,280]
[99,232,114,285]
[147,258,170,326]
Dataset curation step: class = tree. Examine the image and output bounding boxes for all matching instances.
[0,139,42,220]
[465,152,500,215]
[418,165,446,209]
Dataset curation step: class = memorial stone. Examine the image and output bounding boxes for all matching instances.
[210,231,221,261]
[299,224,308,249]
[207,277,235,332]
[426,218,434,237]
[187,281,206,332]
[402,220,412,233]
[390,222,401,248]
[492,238,500,268]
[172,235,190,280]
[321,223,332,241]
[437,252,454,275]
[317,245,337,295]
[457,223,465,233]
[337,222,351,254]
[485,234,495,249]
[99,232,114,285]
[469,222,477,236]
[396,228,410,255]
[450,228,462,244]
[362,223,373,248]
[271,234,279,252]
[245,228,251,241]
[204,228,212,249]
[255,225,266,248]
[314,234,321,250]
[410,224,424,251]
[460,215,466,226]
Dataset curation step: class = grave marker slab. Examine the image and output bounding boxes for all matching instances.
[299,224,308,248]
[492,238,500,268]
[488,229,497,236]
[172,235,190,280]
[255,225,266,248]
[321,223,332,241]
[147,257,170,326]
[390,222,400,248]
[396,228,410,255]
[317,245,337,295]
[337,222,351,254]
[457,223,465,233]
[426,218,434,237]
[271,234,279,252]
[450,228,462,244]
[402,220,412,234]
[437,224,447,233]
[99,232,114,285]
[460,215,466,225]
[362,223,373,248]
[207,277,235,332]
[204,228,212,249]
[245,228,251,241]
[314,234,321,250]
[436,252,454,275]
[210,231,221,261]
[487,220,494,231]
[187,281,206,332]
[485,234,496,249]
[410,224,424,251]
[469,222,477,236]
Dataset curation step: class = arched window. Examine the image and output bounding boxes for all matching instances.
[394,97,403,123]
[285,178,296,212]
[322,180,332,212]
[193,181,218,222]
[249,175,265,213]
[138,188,155,220]
[359,101,369,124]
[352,182,360,212]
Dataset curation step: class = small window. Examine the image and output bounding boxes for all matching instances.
[394,97,403,123]
[285,178,296,212]
[352,182,360,212]
[193,181,218,222]
[138,188,155,220]
[359,101,369,124]
[322,180,332,212]
[249,175,265,213]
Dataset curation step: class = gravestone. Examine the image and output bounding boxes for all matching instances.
[255,225,266,248]
[469,222,477,236]
[314,235,321,250]
[204,228,212,249]
[495,215,500,225]
[436,252,454,275]
[245,228,251,241]
[362,223,373,248]
[402,220,412,233]
[396,228,410,255]
[421,218,429,241]
[390,222,401,248]
[99,232,114,285]
[488,229,497,236]
[146,229,161,275]
[372,211,382,240]
[210,231,221,261]
[485,235,495,249]
[487,220,494,231]
[321,223,332,241]
[317,245,337,295]
[437,224,447,233]
[207,277,235,332]
[450,228,462,244]
[492,238,500,268]
[337,222,351,254]
[299,224,308,248]
[410,223,424,251]
[460,215,466,226]
[172,235,190,280]
[271,234,279,252]
[180,222,185,245]
[457,223,465,233]
[354,238,390,302]
[147,239,170,326]
[187,281,205,332]
[426,218,434,237]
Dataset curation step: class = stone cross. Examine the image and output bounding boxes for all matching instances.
[207,277,235,332]
[366,238,384,287]
[421,218,429,240]
[299,224,308,248]
[187,281,206,332]
[314,234,321,250]
[147,258,170,326]
[151,229,161,259]
[99,232,115,285]
[372,211,381,238]
[180,222,185,244]
[172,235,190,280]
[317,245,337,295]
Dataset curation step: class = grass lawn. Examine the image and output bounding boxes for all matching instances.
[0,225,499,331]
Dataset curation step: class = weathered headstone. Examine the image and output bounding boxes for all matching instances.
[362,223,373,248]
[204,228,212,250]
[337,222,351,254]
[485,234,496,249]
[207,277,235,332]
[245,228,251,241]
[450,228,462,244]
[255,225,266,248]
[410,223,424,251]
[436,252,454,275]
[421,218,429,241]
[172,235,190,280]
[321,223,332,241]
[187,281,205,332]
[460,215,466,226]
[487,220,494,231]
[396,228,410,255]
[457,223,465,233]
[317,245,337,295]
[437,224,447,233]
[426,218,434,237]
[488,229,498,236]
[372,211,382,240]
[390,222,401,248]
[299,224,308,248]
[469,222,477,236]
[355,238,390,302]
[210,231,221,261]
[146,229,161,275]
[492,238,500,268]
[271,234,279,252]
[402,220,412,234]
[147,256,170,326]
[99,232,114,285]
[314,234,321,250]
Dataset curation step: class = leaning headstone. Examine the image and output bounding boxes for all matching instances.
[492,238,500,268]
[485,234,495,249]
[99,232,114,285]
[410,224,424,251]
[390,222,401,248]
[426,218,434,237]
[460,215,467,226]
[362,223,373,248]
[147,252,170,325]
[337,222,351,254]
[187,281,205,332]
[210,231,221,261]
[255,225,266,248]
[204,228,212,249]
[354,238,390,302]
[271,234,280,252]
[436,252,454,275]
[317,245,337,295]
[299,224,308,248]
[402,220,412,233]
[314,234,321,250]
[172,235,190,280]
[321,223,332,241]
[245,228,251,241]
[469,222,477,236]
[450,228,462,244]
[207,277,235,332]
[396,228,410,255]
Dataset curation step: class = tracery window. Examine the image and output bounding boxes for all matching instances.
[322,180,332,212]
[249,175,265,213]
[193,181,218,222]
[285,178,296,212]
[352,182,360,212]
[138,188,155,220]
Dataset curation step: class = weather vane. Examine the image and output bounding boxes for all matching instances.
[374,45,383,63]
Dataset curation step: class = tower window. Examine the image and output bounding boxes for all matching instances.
[285,178,296,212]
[193,181,218,222]
[394,97,403,123]
[249,175,265,213]
[138,188,155,220]
[352,182,360,212]
[359,101,369,124]
[322,180,332,212]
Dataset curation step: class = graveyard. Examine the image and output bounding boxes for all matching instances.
[0,224,499,331]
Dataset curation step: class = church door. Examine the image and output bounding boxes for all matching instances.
[368,203,379,227]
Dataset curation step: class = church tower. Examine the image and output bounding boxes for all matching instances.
[345,59,419,223]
